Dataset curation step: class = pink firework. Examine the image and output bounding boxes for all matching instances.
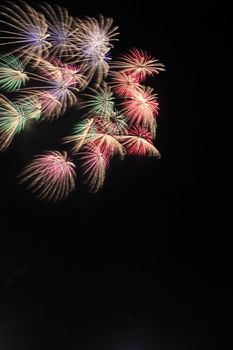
[121,86,159,132]
[37,91,62,121]
[117,126,160,157]
[18,151,76,202]
[50,58,87,90]
[36,58,78,88]
[29,58,80,115]
[110,71,141,97]
[79,144,110,192]
[17,58,79,118]
[111,48,165,82]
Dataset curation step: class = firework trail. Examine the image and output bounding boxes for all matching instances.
[0,0,164,201]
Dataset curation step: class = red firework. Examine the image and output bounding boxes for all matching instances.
[110,71,141,97]
[121,86,159,127]
[117,126,160,157]
[111,48,165,82]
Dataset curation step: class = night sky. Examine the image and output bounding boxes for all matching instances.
[0,1,231,349]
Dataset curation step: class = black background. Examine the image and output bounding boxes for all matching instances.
[0,1,231,349]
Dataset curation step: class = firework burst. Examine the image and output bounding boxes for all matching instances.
[112,48,165,82]
[121,86,159,136]
[89,132,125,158]
[0,94,26,151]
[75,15,119,85]
[78,83,115,117]
[63,118,96,154]
[0,0,50,66]
[38,3,80,61]
[0,55,28,92]
[79,144,110,192]
[97,111,128,135]
[15,95,42,121]
[117,126,161,157]
[18,151,76,202]
[20,58,80,116]
[110,71,141,98]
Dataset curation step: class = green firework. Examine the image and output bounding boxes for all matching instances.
[0,55,28,92]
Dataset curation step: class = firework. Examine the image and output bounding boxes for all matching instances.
[0,0,50,66]
[51,58,87,90]
[36,91,62,121]
[79,83,115,117]
[112,48,165,82]
[0,55,85,120]
[75,15,119,85]
[63,118,96,154]
[117,126,161,157]
[38,3,80,61]
[121,86,159,135]
[18,151,76,202]
[15,95,42,121]
[79,144,110,192]
[110,71,141,98]
[0,94,26,151]
[21,58,80,116]
[0,55,28,92]
[97,111,128,135]
[89,132,125,158]
[0,54,84,119]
